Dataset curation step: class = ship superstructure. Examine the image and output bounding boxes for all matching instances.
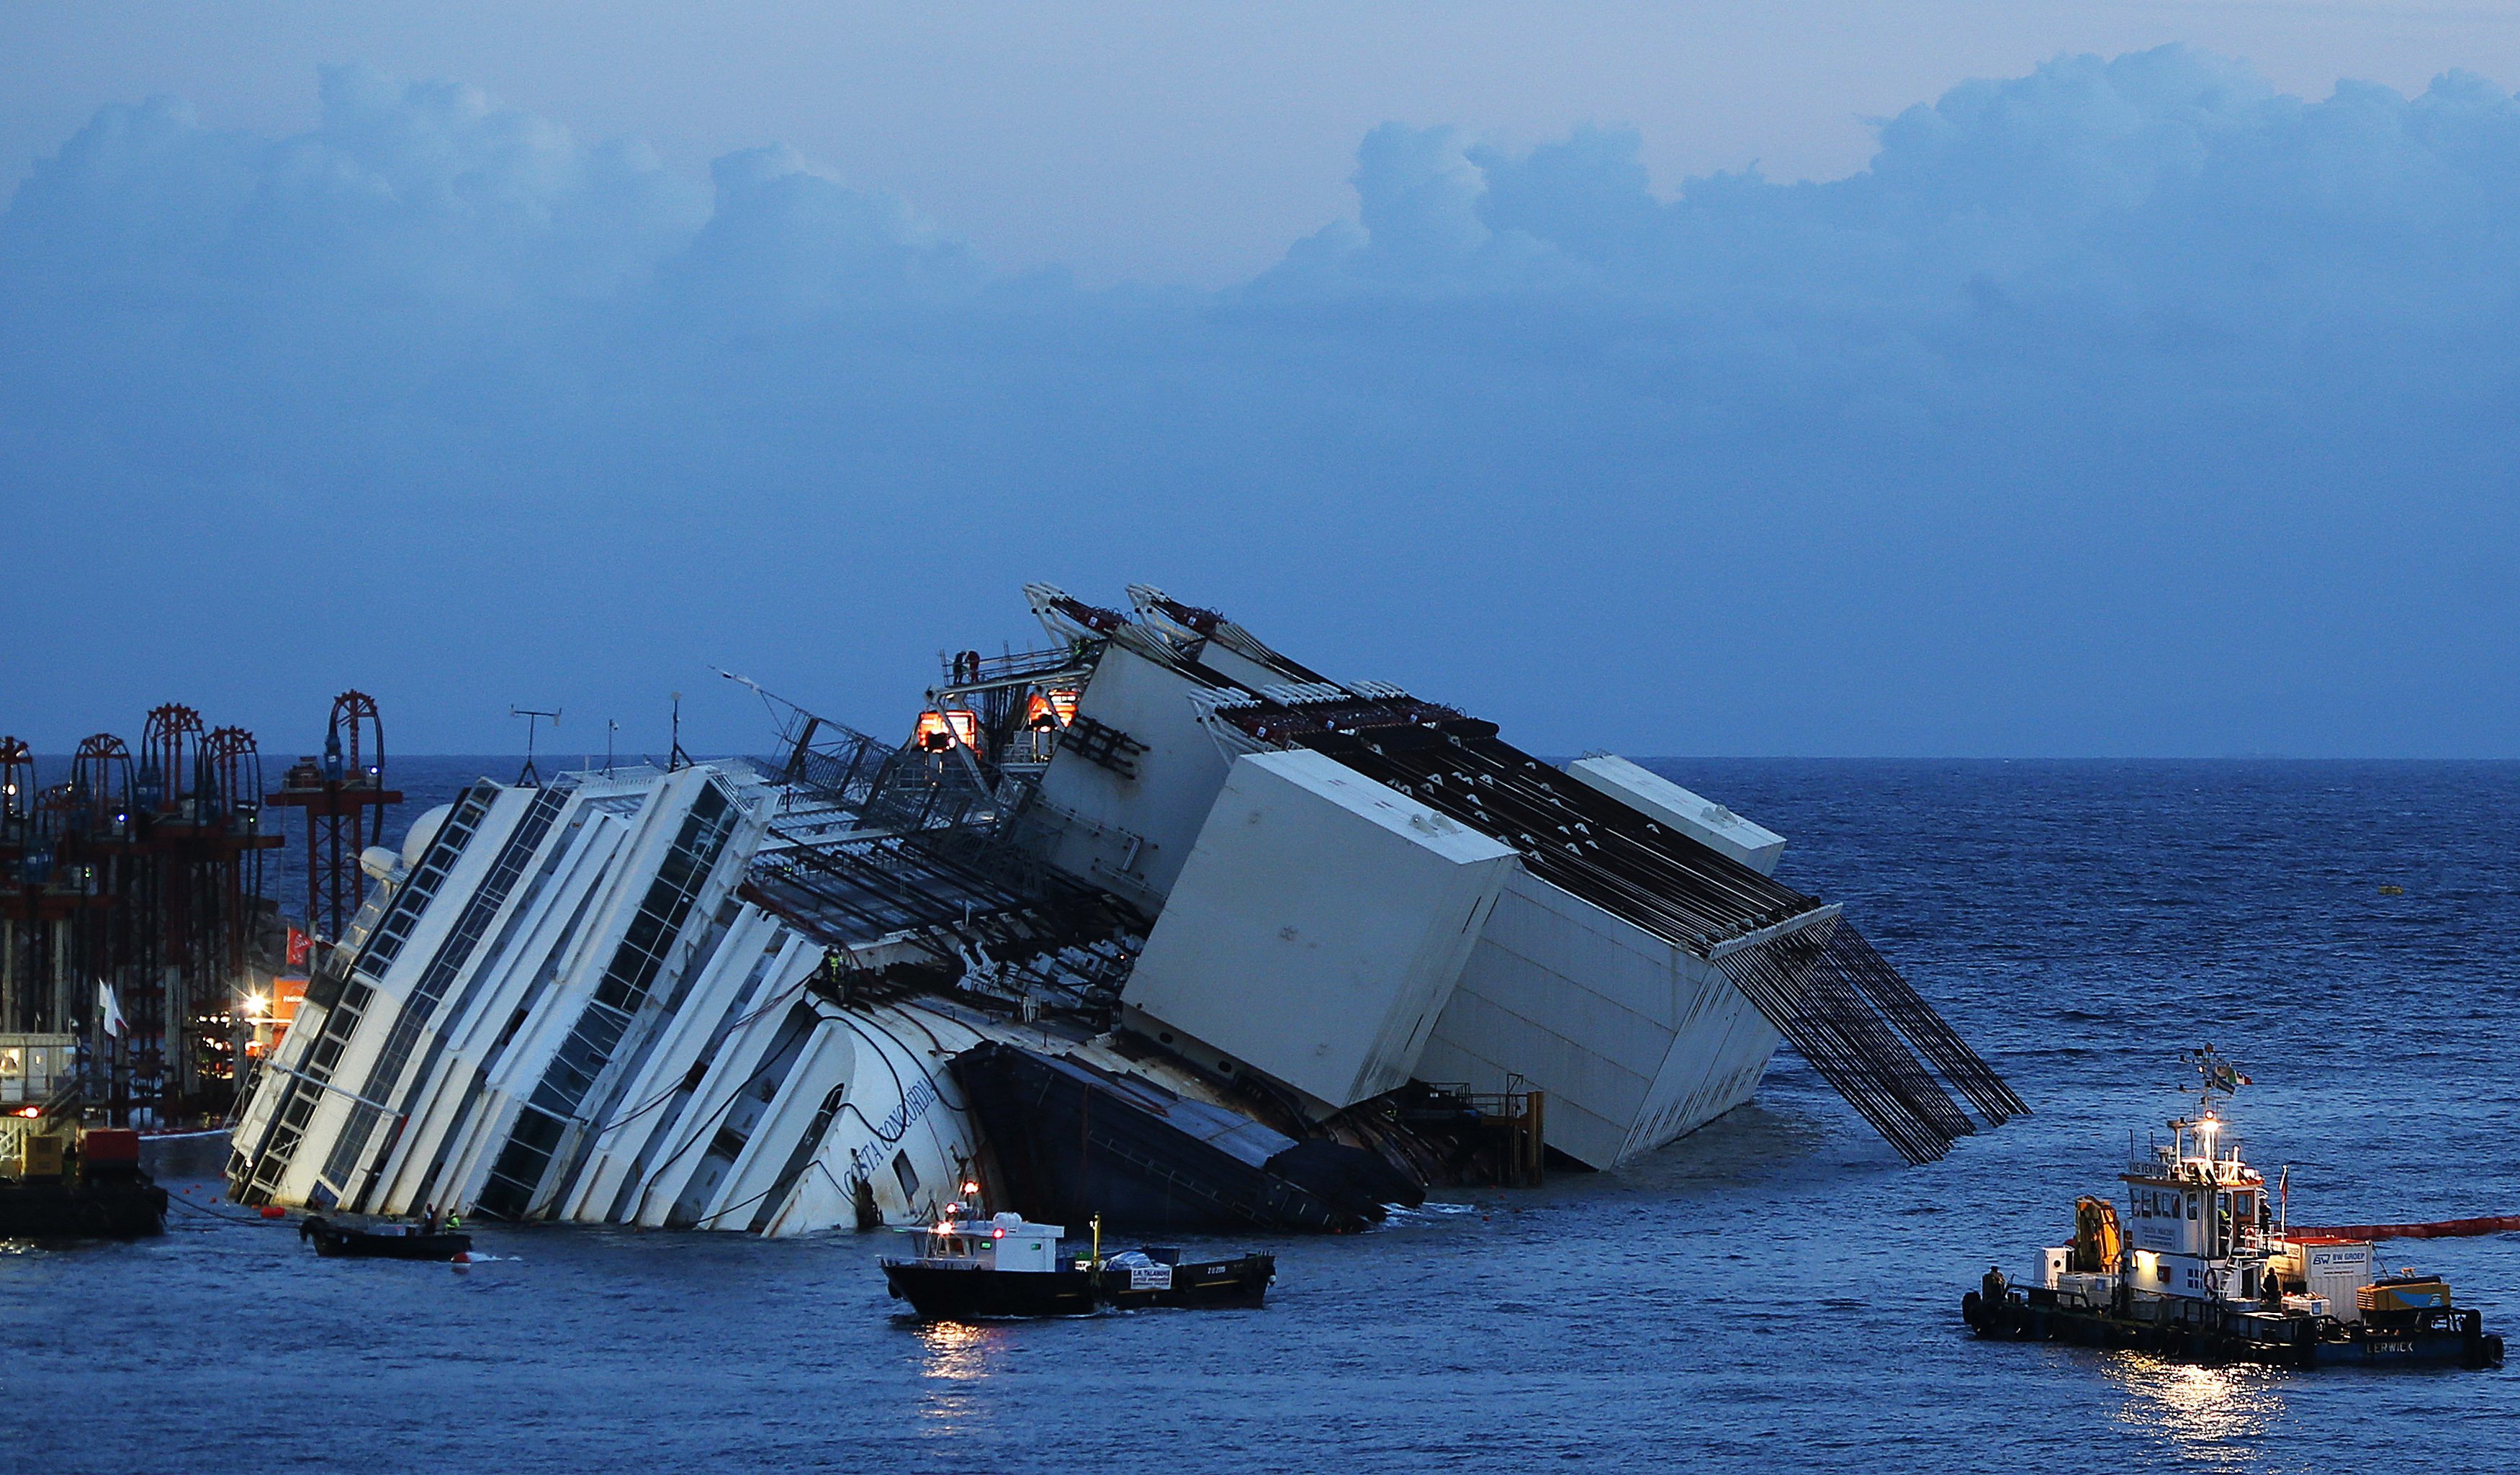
[2116,1085,2271,1304]
[228,585,2018,1235]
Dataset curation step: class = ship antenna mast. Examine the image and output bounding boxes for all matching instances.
[510,706,560,788]
[2176,1044,2249,1163]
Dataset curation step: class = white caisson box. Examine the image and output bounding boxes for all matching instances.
[1565,755,1786,875]
[1416,865,1785,1169]
[1122,748,1517,1111]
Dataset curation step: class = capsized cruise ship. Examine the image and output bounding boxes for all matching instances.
[227,586,2022,1234]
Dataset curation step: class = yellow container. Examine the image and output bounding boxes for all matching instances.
[2358,1278,2452,1313]
[18,1133,64,1179]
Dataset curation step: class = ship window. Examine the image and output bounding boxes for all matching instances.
[2187,1196,2199,1220]
[893,1149,921,1200]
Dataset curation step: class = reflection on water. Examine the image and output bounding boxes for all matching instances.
[912,1320,1009,1444]
[916,1319,1006,1382]
[2111,1354,2292,1471]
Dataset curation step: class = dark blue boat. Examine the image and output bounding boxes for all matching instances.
[300,1215,472,1261]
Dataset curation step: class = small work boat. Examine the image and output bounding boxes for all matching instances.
[880,1194,1273,1321]
[300,1215,472,1262]
[1963,1047,2504,1368]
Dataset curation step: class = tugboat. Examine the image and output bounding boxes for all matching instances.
[1963,1047,2503,1368]
[880,1182,1274,1321]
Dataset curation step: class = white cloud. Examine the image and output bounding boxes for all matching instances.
[4,48,2516,756]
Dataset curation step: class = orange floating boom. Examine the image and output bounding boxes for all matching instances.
[2292,1216,2520,1241]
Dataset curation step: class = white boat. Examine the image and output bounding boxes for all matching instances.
[877,1202,1274,1320]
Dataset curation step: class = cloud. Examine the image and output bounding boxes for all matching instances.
[3,49,2517,757]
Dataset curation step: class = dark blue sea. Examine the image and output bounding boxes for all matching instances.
[9,758,2516,1472]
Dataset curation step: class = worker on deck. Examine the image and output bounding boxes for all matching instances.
[1983,1265,2010,1303]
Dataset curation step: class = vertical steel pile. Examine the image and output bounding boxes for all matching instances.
[1712,919,1983,1164]
[1819,923,2026,1126]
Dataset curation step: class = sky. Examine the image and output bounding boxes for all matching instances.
[4,4,2520,757]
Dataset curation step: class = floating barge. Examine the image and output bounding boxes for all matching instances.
[0,1125,167,1238]
[1968,1268,2499,1367]
[1963,1049,2503,1369]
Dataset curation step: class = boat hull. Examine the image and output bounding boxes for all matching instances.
[300,1217,473,1260]
[952,1040,1393,1233]
[0,1178,167,1238]
[1099,1253,1274,1311]
[881,1253,1276,1320]
[883,1263,1104,1320]
[1962,1290,2504,1368]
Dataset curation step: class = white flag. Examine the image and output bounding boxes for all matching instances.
[96,980,126,1039]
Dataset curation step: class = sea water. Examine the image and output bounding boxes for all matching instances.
[5,758,2514,1472]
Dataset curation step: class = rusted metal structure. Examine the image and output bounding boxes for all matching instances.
[1,734,112,1049]
[0,711,285,1125]
[266,691,400,944]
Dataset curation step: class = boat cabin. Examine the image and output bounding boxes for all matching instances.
[919,1212,1066,1273]
[2118,1111,2270,1304]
